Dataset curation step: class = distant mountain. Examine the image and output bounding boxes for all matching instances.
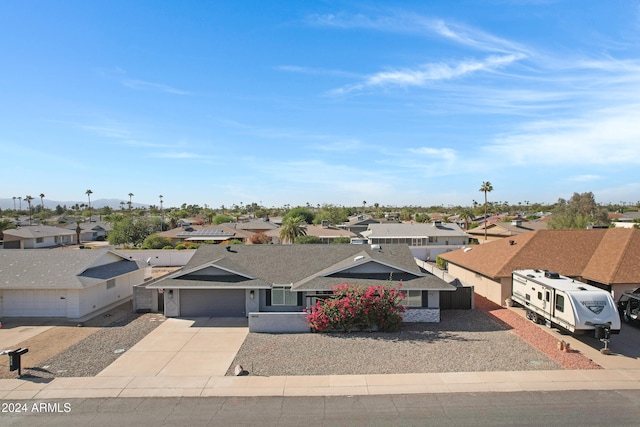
[0,198,149,210]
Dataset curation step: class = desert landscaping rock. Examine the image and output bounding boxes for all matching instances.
[226,309,564,376]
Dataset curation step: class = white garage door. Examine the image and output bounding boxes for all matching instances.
[180,289,246,317]
[2,290,67,317]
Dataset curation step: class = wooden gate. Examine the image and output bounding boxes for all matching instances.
[440,286,473,310]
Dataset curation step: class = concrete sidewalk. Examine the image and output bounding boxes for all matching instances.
[2,369,640,399]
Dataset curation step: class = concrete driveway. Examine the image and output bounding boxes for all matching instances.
[97,317,248,377]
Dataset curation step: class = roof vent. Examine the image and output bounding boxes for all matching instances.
[432,220,442,227]
[354,255,365,262]
[511,220,522,227]
[225,246,231,252]
[578,286,587,290]
[509,240,515,245]
[370,244,381,251]
[544,271,560,279]
[463,247,472,253]
[321,220,329,228]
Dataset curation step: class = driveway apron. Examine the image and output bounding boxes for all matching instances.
[97,317,248,377]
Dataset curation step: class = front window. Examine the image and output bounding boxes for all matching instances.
[402,290,422,307]
[36,237,43,243]
[272,287,298,305]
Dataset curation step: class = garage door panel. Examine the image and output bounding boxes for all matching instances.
[180,289,245,317]
[2,290,67,317]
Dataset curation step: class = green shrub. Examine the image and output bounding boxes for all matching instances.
[435,255,447,270]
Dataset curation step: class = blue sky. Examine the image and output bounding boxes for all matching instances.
[2,1,640,209]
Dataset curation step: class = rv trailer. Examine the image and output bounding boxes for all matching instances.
[511,269,620,335]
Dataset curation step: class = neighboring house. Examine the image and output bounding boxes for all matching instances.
[0,249,148,319]
[264,224,358,244]
[65,221,112,242]
[467,219,547,244]
[157,224,253,245]
[337,215,383,236]
[221,218,279,234]
[2,225,77,249]
[439,228,640,306]
[361,221,470,261]
[147,244,455,322]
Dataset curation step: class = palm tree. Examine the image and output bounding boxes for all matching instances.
[12,196,16,211]
[0,218,16,239]
[159,195,164,231]
[458,208,474,230]
[18,196,22,211]
[479,181,494,241]
[25,195,34,225]
[39,193,45,212]
[128,193,134,214]
[279,216,307,244]
[119,201,125,213]
[362,201,367,215]
[86,189,93,220]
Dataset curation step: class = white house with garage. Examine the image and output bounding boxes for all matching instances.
[147,244,456,326]
[0,249,148,319]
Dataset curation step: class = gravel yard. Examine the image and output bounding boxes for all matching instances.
[0,310,164,379]
[226,309,563,376]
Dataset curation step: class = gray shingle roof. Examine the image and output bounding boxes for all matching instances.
[149,244,453,292]
[3,225,76,238]
[362,222,469,238]
[0,249,144,289]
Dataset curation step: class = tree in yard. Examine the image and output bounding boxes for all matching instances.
[248,232,272,244]
[0,219,16,240]
[107,216,154,246]
[479,181,493,241]
[25,195,34,225]
[212,214,234,225]
[547,192,608,229]
[282,207,315,224]
[294,235,323,244]
[39,193,45,212]
[86,189,93,219]
[279,215,307,244]
[128,193,134,213]
[458,208,474,230]
[142,234,174,249]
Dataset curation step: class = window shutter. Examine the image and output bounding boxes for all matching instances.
[266,289,271,306]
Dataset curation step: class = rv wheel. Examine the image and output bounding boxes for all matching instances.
[528,311,539,324]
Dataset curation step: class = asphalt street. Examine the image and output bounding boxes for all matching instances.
[2,390,640,426]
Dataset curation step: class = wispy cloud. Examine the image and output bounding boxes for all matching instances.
[484,107,640,166]
[409,147,457,162]
[329,54,525,95]
[569,174,602,182]
[122,79,190,95]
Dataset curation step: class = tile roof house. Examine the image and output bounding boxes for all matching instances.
[467,219,548,244]
[2,225,77,249]
[147,244,455,324]
[439,228,640,306]
[0,249,147,319]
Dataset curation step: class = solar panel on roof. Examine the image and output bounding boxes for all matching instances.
[176,229,235,237]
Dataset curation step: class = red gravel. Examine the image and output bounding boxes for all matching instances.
[475,295,602,370]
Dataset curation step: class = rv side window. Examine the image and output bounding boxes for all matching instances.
[537,292,542,300]
[525,294,530,301]
[555,295,564,313]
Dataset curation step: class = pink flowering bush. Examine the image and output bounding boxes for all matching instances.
[306,283,406,332]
